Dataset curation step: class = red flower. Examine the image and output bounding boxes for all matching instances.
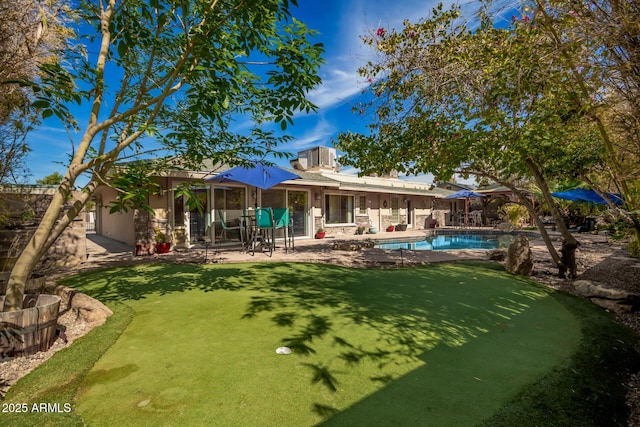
[376,28,385,37]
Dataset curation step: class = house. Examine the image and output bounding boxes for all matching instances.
[95,147,457,252]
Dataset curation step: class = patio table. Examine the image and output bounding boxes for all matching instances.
[247,208,275,256]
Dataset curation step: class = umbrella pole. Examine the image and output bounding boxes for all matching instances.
[465,198,469,227]
[254,186,258,209]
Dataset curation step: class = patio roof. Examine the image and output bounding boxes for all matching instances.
[319,171,445,197]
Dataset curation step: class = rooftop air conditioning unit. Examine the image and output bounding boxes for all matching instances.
[297,146,337,170]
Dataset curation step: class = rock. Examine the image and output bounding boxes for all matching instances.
[488,249,507,261]
[332,242,360,251]
[505,234,533,276]
[573,279,634,300]
[332,240,375,251]
[497,222,514,232]
[590,298,635,314]
[54,285,113,328]
[573,279,640,314]
[360,240,375,249]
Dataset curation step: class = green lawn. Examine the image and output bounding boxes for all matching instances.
[2,262,637,426]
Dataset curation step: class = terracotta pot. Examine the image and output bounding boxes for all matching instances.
[315,232,326,239]
[386,226,395,232]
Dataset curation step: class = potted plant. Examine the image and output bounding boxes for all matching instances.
[355,223,366,235]
[315,227,326,239]
[395,221,407,231]
[386,225,395,232]
[155,228,171,254]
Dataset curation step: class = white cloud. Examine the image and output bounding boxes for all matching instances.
[307,67,365,110]
[279,117,337,152]
[307,0,450,113]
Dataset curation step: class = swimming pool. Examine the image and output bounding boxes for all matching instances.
[375,234,514,251]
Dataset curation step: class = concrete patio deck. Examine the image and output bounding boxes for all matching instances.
[85,228,542,270]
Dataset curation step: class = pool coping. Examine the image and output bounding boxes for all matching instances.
[371,229,539,246]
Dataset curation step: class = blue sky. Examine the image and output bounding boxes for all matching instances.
[26,0,466,186]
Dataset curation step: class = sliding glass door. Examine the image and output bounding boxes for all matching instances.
[288,190,308,237]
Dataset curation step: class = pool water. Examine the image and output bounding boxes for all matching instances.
[376,234,514,251]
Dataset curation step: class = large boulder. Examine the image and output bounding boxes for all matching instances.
[573,279,640,314]
[505,234,533,276]
[488,249,507,261]
[55,285,113,328]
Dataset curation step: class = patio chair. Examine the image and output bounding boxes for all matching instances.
[217,210,244,248]
[249,207,274,257]
[272,208,294,252]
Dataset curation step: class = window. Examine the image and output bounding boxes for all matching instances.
[262,189,286,208]
[325,194,354,224]
[359,195,367,214]
[174,195,185,226]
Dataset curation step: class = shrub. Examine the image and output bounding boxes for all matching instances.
[499,203,529,228]
[628,239,640,259]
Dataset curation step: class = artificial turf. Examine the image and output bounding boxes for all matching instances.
[2,262,637,426]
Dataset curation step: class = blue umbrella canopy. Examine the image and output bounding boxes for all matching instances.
[443,189,487,199]
[205,162,300,190]
[443,189,487,226]
[551,188,624,206]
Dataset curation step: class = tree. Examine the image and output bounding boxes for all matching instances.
[2,0,324,312]
[0,0,70,184]
[530,0,640,239]
[35,172,64,186]
[336,3,609,276]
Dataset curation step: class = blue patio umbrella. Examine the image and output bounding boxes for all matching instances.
[443,189,487,200]
[444,189,487,226]
[551,188,624,206]
[205,162,300,190]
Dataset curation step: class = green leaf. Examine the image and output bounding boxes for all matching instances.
[117,42,128,58]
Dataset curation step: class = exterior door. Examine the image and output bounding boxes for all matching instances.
[288,190,308,238]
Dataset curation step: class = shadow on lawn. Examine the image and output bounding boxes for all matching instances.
[236,262,559,422]
[60,264,253,302]
[64,261,581,424]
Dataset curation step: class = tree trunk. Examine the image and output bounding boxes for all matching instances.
[2,189,67,311]
[525,158,580,278]
[2,175,93,312]
[515,193,561,267]
[483,174,561,266]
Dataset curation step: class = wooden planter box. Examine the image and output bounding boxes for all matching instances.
[0,294,61,357]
